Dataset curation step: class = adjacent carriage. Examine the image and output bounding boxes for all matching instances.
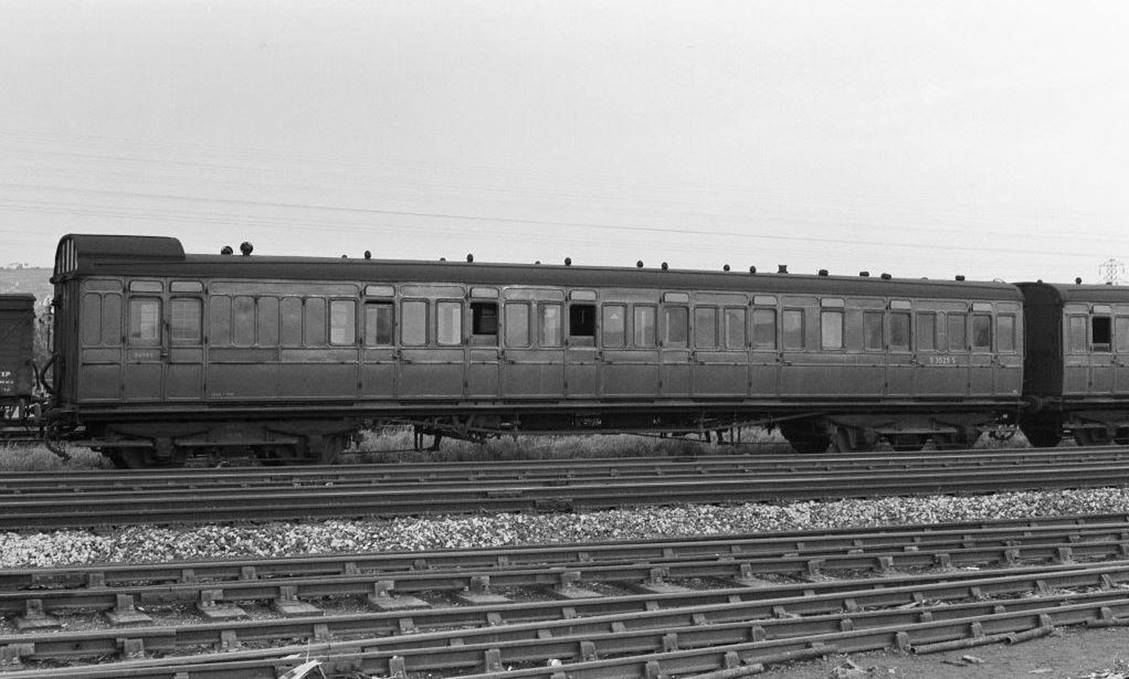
[1019,282,1129,447]
[48,234,1026,466]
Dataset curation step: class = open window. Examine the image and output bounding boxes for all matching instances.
[971,314,992,352]
[1092,315,1112,352]
[569,304,596,346]
[471,301,498,346]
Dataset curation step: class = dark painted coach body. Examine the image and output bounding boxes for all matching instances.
[49,234,1025,466]
[1019,282,1129,447]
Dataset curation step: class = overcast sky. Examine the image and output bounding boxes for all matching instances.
[2,1,1127,284]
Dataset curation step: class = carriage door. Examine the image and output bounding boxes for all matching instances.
[659,294,691,396]
[1115,313,1129,395]
[885,304,915,397]
[361,286,396,399]
[466,289,500,398]
[968,304,995,396]
[122,281,163,401]
[1088,306,1115,395]
[994,309,1023,396]
[1063,310,1089,395]
[165,282,205,401]
[565,291,598,398]
[749,298,780,396]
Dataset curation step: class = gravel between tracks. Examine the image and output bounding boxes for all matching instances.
[5,486,1129,568]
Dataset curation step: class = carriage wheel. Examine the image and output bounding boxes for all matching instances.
[779,422,831,454]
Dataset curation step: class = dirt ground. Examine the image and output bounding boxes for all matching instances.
[756,627,1129,679]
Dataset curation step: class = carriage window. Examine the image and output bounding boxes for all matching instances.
[1116,317,1129,353]
[864,311,883,350]
[102,294,121,346]
[233,296,255,346]
[602,304,625,348]
[539,303,562,347]
[889,312,911,351]
[663,306,689,347]
[437,301,462,346]
[694,307,718,349]
[1068,316,1087,353]
[128,297,161,345]
[402,300,427,346]
[280,298,303,346]
[330,300,355,345]
[170,298,202,344]
[365,302,394,346]
[916,313,936,351]
[471,302,498,344]
[782,309,804,350]
[725,307,746,349]
[998,314,1016,353]
[258,297,279,345]
[82,293,123,346]
[753,309,777,349]
[504,303,530,347]
[570,304,596,345]
[82,294,102,345]
[821,310,843,350]
[305,298,327,346]
[209,296,231,345]
[634,305,656,347]
[1092,316,1112,352]
[971,314,992,351]
[948,313,967,351]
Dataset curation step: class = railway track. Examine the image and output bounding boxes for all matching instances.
[5,514,1129,677]
[7,449,1129,529]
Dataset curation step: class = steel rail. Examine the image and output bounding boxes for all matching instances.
[6,448,1129,492]
[5,561,1129,677]
[9,459,1129,528]
[7,455,1129,497]
[7,516,1129,617]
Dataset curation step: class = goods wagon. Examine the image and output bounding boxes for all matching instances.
[48,234,1025,466]
[0,293,36,421]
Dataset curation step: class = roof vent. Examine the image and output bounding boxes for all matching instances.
[818,269,828,276]
[749,266,757,274]
[859,271,869,277]
[955,275,965,281]
[880,273,892,280]
[466,254,474,263]
[1075,277,1083,285]
[661,262,669,270]
[564,257,572,266]
[364,250,372,260]
[636,260,644,268]
[220,245,234,255]
[778,264,788,274]
[723,264,731,272]
[439,257,447,262]
[240,241,253,256]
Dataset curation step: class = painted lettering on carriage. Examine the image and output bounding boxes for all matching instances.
[928,356,958,366]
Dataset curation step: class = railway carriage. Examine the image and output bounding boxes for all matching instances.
[49,234,1025,466]
[1018,282,1129,446]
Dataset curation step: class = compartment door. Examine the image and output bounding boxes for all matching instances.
[123,296,163,402]
[165,296,204,401]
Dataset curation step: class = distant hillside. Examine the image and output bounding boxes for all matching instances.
[0,267,52,303]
